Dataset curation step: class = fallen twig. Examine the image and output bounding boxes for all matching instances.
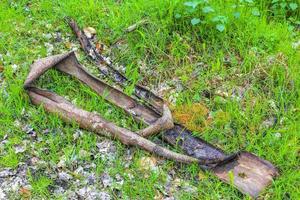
[125,19,148,33]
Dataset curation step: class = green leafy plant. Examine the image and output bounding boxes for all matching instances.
[174,0,299,33]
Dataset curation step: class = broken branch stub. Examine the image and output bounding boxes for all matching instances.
[138,104,174,137]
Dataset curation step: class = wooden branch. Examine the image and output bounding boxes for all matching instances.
[138,104,174,137]
[65,17,164,114]
[27,87,227,165]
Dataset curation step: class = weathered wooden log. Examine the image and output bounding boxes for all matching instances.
[24,52,278,198]
[24,52,234,165]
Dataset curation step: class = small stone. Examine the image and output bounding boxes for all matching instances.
[11,64,18,72]
[292,40,300,49]
[15,145,26,154]
[100,172,113,188]
[115,174,124,186]
[77,187,109,200]
[0,168,16,178]
[13,120,21,128]
[73,129,83,141]
[42,129,50,134]
[10,176,27,191]
[57,156,66,168]
[274,132,281,139]
[30,157,39,165]
[78,188,111,200]
[53,186,65,194]
[163,197,175,200]
[55,32,62,42]
[0,188,6,200]
[74,166,84,175]
[86,174,96,185]
[98,192,111,200]
[261,117,276,129]
[182,183,197,193]
[44,42,54,56]
[79,149,90,158]
[22,125,36,137]
[58,172,72,182]
[43,33,52,39]
[84,162,96,169]
[77,187,89,198]
[215,89,229,98]
[66,191,77,199]
[96,140,117,160]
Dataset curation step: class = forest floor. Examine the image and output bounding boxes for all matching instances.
[0,1,299,199]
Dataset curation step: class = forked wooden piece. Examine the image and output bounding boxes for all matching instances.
[24,52,234,166]
[24,51,279,198]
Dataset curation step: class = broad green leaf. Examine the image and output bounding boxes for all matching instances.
[202,6,214,13]
[191,18,201,25]
[184,1,200,9]
[233,12,240,19]
[289,3,298,11]
[212,15,228,23]
[280,2,287,8]
[216,24,225,32]
[175,13,181,19]
[251,7,260,16]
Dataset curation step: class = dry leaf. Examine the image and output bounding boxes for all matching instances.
[65,42,72,49]
[96,42,105,53]
[138,156,157,171]
[172,103,211,132]
[154,190,164,200]
[19,187,31,199]
[198,171,207,180]
[0,65,3,72]
[83,27,96,39]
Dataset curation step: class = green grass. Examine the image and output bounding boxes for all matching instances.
[0,0,299,199]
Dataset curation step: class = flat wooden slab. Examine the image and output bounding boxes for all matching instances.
[213,152,279,198]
